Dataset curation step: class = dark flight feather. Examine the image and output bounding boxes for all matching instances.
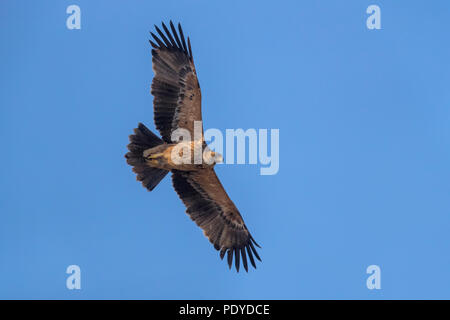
[154,25,172,48]
[246,246,256,269]
[178,23,188,54]
[161,22,177,48]
[170,21,183,52]
[227,249,233,269]
[241,248,248,272]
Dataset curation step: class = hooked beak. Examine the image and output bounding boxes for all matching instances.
[211,152,223,163]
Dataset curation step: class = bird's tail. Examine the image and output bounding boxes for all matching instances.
[125,123,168,191]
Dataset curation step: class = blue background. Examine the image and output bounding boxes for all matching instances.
[1,0,449,299]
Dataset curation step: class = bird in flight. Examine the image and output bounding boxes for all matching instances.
[125,21,261,272]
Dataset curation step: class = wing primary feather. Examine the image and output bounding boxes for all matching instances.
[234,248,240,273]
[220,248,226,260]
[150,32,165,48]
[246,246,256,269]
[149,40,158,49]
[187,37,193,60]
[250,236,261,248]
[227,249,233,269]
[178,23,188,53]
[154,25,172,48]
[162,22,177,47]
[249,242,261,261]
[241,248,248,272]
[213,226,225,251]
[170,21,183,49]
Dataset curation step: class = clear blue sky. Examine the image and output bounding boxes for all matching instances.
[1,0,450,299]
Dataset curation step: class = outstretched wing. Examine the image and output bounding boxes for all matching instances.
[150,21,202,143]
[172,169,261,272]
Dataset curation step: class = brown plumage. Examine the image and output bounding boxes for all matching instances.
[125,21,260,272]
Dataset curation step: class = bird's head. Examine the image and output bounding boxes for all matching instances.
[203,149,223,166]
[210,152,223,164]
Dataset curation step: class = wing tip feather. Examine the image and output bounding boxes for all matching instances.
[149,21,193,60]
[218,241,261,272]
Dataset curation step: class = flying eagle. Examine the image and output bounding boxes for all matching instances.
[125,21,261,272]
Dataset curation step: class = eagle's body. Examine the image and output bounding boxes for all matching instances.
[125,21,260,272]
[143,140,215,171]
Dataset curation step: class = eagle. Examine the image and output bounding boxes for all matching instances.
[125,21,261,272]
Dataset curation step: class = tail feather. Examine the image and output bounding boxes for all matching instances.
[125,123,168,191]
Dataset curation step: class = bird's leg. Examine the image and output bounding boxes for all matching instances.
[145,153,164,159]
[147,159,160,166]
[145,153,163,167]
